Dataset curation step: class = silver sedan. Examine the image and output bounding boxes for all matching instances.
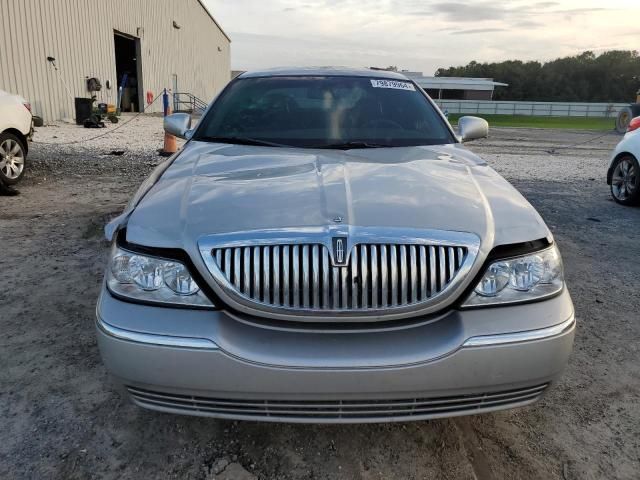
[96,68,574,423]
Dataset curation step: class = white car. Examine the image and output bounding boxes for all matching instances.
[607,116,640,205]
[0,89,33,185]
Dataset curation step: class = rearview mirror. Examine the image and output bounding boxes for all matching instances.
[164,113,193,139]
[458,116,489,142]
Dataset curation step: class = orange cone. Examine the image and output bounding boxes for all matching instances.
[162,131,177,156]
[161,106,178,156]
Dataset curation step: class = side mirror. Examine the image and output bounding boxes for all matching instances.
[163,113,192,139]
[458,116,488,142]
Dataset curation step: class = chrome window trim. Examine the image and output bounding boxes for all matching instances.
[197,226,481,322]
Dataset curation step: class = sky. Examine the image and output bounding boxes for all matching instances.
[203,0,639,75]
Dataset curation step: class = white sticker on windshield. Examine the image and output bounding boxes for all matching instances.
[370,79,415,91]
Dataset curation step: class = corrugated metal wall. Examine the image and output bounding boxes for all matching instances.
[0,0,230,121]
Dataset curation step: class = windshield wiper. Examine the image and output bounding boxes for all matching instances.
[197,136,289,147]
[313,141,391,150]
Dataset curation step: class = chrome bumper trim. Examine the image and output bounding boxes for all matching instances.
[97,309,574,353]
[462,316,575,348]
[96,315,219,350]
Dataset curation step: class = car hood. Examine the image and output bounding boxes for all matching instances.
[123,142,550,252]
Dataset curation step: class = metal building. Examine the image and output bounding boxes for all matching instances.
[402,72,508,100]
[0,0,230,122]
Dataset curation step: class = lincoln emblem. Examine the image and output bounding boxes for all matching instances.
[331,237,348,265]
[335,239,344,264]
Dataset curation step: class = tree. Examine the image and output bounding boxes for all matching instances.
[435,51,640,102]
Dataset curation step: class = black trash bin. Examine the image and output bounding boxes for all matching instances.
[74,97,93,125]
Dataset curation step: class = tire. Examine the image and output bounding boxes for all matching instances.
[610,154,640,206]
[616,104,640,133]
[616,107,633,134]
[0,132,27,185]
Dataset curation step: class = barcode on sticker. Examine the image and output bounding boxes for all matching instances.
[370,79,415,91]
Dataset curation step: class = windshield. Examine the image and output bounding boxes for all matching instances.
[193,76,455,148]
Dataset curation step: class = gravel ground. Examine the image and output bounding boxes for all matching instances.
[1,118,639,480]
[27,115,185,179]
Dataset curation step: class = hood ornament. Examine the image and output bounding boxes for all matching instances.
[332,215,343,223]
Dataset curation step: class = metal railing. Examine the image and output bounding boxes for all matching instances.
[435,100,629,118]
[173,92,208,114]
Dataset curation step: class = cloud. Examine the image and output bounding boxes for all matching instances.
[408,1,613,23]
[616,30,640,37]
[418,2,507,22]
[205,0,638,76]
[450,28,506,35]
[554,7,609,13]
[515,20,543,28]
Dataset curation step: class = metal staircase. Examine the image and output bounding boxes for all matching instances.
[173,92,208,114]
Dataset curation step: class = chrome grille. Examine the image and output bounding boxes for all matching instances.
[210,243,467,311]
[127,384,548,422]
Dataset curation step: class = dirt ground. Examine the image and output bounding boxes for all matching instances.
[1,119,639,480]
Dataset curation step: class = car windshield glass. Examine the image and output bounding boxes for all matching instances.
[194,76,455,148]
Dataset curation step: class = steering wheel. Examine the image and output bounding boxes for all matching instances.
[364,118,403,130]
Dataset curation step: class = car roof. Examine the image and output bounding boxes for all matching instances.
[238,67,410,80]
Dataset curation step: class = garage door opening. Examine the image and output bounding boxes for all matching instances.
[114,31,142,112]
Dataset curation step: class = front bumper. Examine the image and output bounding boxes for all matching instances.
[96,289,575,423]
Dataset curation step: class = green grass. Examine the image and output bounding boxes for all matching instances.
[448,114,614,131]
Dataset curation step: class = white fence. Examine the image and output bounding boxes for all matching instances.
[436,100,629,117]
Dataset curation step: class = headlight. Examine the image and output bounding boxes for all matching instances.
[106,245,214,308]
[462,244,564,307]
